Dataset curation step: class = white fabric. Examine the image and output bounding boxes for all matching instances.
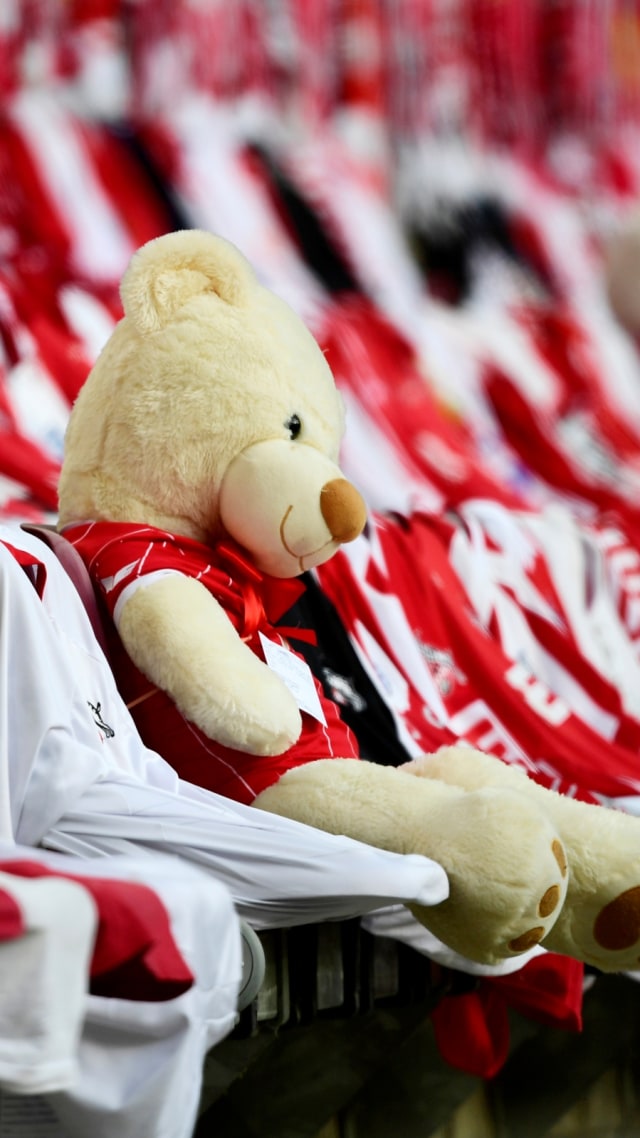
[0,522,453,1136]
[0,843,243,1136]
[44,776,447,927]
[521,505,640,718]
[10,93,134,284]
[0,527,191,850]
[0,870,97,1096]
[0,524,448,923]
[0,842,242,1138]
[2,524,522,985]
[48,858,241,1138]
[163,98,326,326]
[362,905,545,978]
[0,521,453,1135]
[454,499,640,727]
[0,514,244,1123]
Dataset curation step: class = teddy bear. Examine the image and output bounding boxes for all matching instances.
[56,228,640,973]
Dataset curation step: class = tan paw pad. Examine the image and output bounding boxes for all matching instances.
[508,927,545,953]
[552,839,568,877]
[539,884,561,918]
[593,885,640,951]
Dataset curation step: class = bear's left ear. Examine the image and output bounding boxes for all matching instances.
[120,229,257,334]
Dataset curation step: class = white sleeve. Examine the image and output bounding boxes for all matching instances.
[0,843,242,1138]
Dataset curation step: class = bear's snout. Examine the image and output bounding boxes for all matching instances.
[320,479,367,544]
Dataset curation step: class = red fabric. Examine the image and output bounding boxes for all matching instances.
[0,860,194,1003]
[0,431,60,512]
[64,521,360,803]
[466,0,542,153]
[431,983,511,1080]
[490,952,584,1031]
[317,514,640,802]
[379,513,640,800]
[0,118,72,272]
[79,125,175,252]
[0,888,26,942]
[27,313,93,406]
[485,363,640,548]
[322,299,528,511]
[65,522,305,636]
[1,540,48,597]
[447,508,640,756]
[432,954,583,1079]
[337,0,385,116]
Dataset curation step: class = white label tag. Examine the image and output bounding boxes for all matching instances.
[259,633,327,725]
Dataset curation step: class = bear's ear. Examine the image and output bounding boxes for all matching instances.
[120,229,257,334]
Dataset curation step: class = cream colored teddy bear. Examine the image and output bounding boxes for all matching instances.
[58,229,640,972]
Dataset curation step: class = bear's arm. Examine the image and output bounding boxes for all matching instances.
[117,573,302,756]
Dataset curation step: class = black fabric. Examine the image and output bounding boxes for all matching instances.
[112,123,194,233]
[277,573,412,768]
[247,144,362,296]
[409,195,548,304]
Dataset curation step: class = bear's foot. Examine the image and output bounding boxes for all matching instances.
[405,747,640,971]
[407,785,569,966]
[254,758,569,967]
[543,873,640,972]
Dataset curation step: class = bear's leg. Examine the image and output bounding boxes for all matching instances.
[254,758,568,968]
[403,747,640,971]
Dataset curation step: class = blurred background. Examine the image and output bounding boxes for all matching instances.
[4,0,640,529]
[7,5,640,1135]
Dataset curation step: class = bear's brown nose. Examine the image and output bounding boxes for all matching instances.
[320,478,367,543]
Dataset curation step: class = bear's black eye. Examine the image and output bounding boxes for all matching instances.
[285,414,302,440]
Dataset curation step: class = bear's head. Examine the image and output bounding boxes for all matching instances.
[58,229,367,577]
